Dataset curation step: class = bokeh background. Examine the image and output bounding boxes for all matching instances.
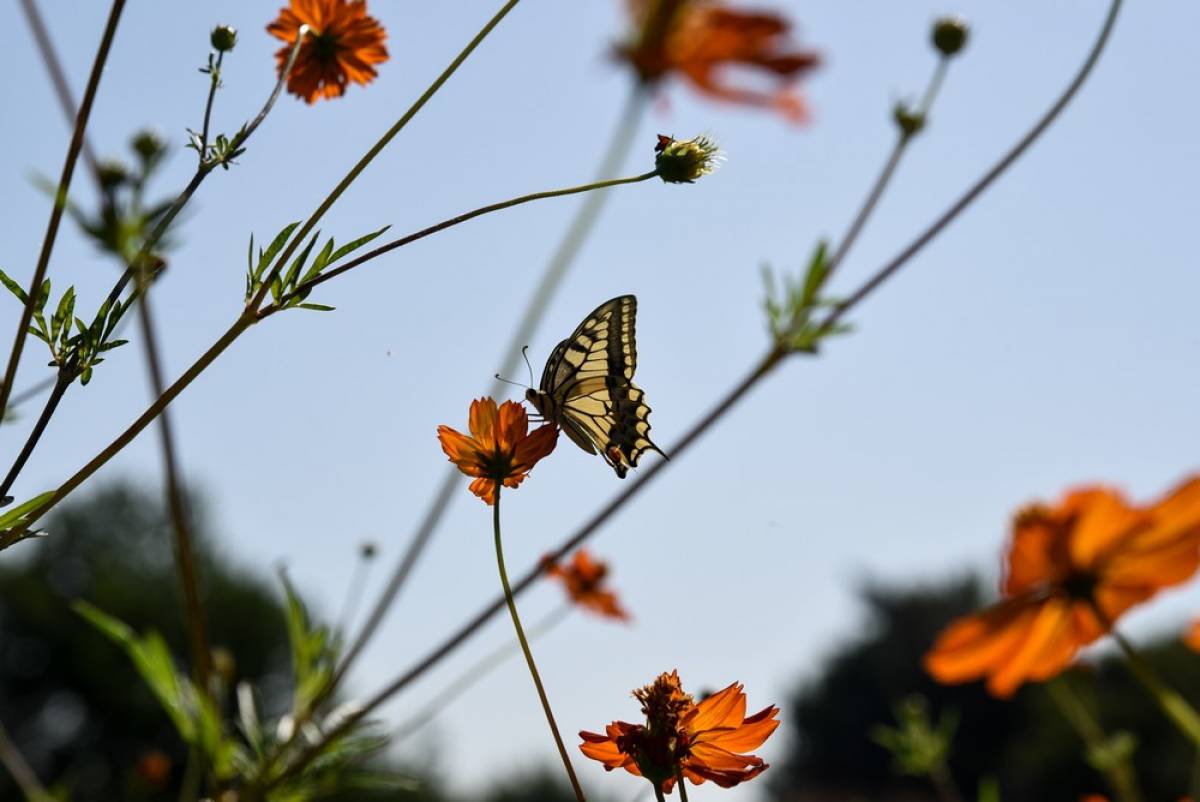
[1,1,1198,800]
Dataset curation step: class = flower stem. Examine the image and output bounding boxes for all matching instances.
[652,786,667,802]
[0,0,125,424]
[674,769,689,802]
[0,716,52,802]
[493,487,586,802]
[248,0,523,312]
[1046,675,1142,802]
[198,50,225,163]
[262,170,658,314]
[1108,626,1200,748]
[394,602,571,742]
[0,370,71,503]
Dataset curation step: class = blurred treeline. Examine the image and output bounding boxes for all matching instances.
[2,485,1198,801]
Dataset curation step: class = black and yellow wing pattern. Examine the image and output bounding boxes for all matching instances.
[526,295,665,478]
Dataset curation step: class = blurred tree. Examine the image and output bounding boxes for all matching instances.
[769,577,1200,801]
[478,768,582,802]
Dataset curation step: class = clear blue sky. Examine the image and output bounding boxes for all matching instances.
[2,1,1198,799]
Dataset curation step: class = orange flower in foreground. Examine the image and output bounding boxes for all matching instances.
[925,475,1200,698]
[1184,619,1200,653]
[438,398,557,505]
[544,549,631,621]
[580,670,779,793]
[267,0,388,104]
[617,0,820,122]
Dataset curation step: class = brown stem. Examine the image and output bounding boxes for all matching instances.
[132,279,212,690]
[0,0,126,423]
[0,370,71,503]
[0,716,52,802]
[18,0,101,181]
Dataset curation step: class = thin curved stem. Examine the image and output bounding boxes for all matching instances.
[262,170,657,315]
[817,0,1123,335]
[0,0,126,424]
[1108,624,1200,748]
[332,83,646,690]
[248,0,523,313]
[199,51,225,164]
[0,371,70,503]
[674,770,689,802]
[0,716,52,802]
[393,603,571,742]
[1047,675,1142,802]
[493,487,586,802]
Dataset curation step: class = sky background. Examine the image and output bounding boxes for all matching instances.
[2,0,1199,799]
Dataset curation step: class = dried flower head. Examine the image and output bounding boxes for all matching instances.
[925,475,1200,697]
[438,398,558,505]
[618,0,820,122]
[267,0,389,104]
[545,549,631,621]
[655,134,723,183]
[580,670,780,793]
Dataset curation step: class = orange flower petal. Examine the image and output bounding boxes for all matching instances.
[688,682,746,732]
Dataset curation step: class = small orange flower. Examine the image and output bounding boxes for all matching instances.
[925,475,1200,697]
[438,398,558,505]
[544,549,631,621]
[1183,619,1200,653]
[617,0,820,122]
[267,0,388,104]
[580,670,779,793]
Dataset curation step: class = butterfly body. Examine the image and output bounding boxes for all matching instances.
[525,295,665,478]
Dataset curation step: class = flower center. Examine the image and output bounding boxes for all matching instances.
[1061,570,1098,601]
[310,29,340,62]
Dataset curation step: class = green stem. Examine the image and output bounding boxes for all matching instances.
[1046,676,1142,802]
[263,170,657,315]
[0,716,52,802]
[199,50,225,162]
[1109,626,1200,748]
[652,785,667,802]
[493,486,586,802]
[393,603,572,742]
[0,0,125,424]
[248,0,523,312]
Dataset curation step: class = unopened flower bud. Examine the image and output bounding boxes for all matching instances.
[654,134,723,184]
[97,159,129,189]
[931,16,969,57]
[131,128,166,164]
[360,541,378,560]
[210,24,238,53]
[892,103,925,137]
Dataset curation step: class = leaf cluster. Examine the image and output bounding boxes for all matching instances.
[871,694,958,778]
[0,270,130,385]
[246,222,390,312]
[762,241,852,354]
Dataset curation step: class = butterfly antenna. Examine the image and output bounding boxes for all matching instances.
[521,346,535,387]
[494,373,529,391]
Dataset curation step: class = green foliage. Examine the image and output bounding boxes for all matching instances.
[762,240,851,354]
[872,695,958,778]
[0,489,55,548]
[244,223,389,311]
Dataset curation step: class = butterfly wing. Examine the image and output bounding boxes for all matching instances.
[539,296,664,478]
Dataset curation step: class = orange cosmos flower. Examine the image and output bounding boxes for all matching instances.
[617,0,820,122]
[1183,619,1200,653]
[267,0,388,104]
[925,475,1200,698]
[437,397,558,505]
[580,670,780,793]
[544,549,631,622]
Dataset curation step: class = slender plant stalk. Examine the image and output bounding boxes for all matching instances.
[493,487,586,802]
[674,770,689,802]
[286,0,1124,767]
[1108,626,1200,748]
[0,371,71,502]
[264,171,657,314]
[333,83,646,689]
[248,0,523,313]
[1047,675,1142,802]
[652,786,666,802]
[198,51,225,162]
[823,56,949,280]
[132,282,212,691]
[0,0,126,423]
[18,0,100,180]
[393,603,572,742]
[0,717,52,802]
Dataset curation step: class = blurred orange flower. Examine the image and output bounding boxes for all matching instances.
[580,670,780,793]
[438,398,557,505]
[267,0,388,104]
[1183,620,1200,653]
[617,0,819,122]
[925,475,1200,698]
[545,549,631,621]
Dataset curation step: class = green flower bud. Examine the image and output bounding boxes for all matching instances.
[892,103,926,137]
[97,159,130,189]
[210,24,238,53]
[932,16,969,57]
[131,128,166,163]
[654,134,723,184]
